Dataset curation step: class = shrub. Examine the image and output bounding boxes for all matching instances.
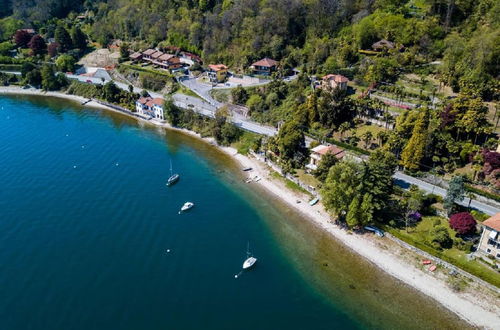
[449,212,477,235]
[429,225,452,249]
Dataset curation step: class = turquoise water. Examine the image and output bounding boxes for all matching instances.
[0,95,468,330]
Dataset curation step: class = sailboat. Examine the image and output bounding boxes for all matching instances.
[166,160,179,186]
[242,242,257,270]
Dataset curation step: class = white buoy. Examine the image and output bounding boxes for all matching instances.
[115,163,119,166]
[66,134,69,137]
[234,275,238,278]
[166,249,170,253]
[73,165,77,169]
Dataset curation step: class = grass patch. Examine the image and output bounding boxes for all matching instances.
[232,131,260,155]
[295,169,321,189]
[210,88,231,103]
[270,172,312,196]
[383,216,500,287]
[119,62,173,78]
[176,84,203,99]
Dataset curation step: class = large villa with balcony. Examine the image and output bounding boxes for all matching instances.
[135,97,165,120]
[478,212,500,259]
[306,144,345,171]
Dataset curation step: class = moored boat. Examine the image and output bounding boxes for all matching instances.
[180,202,194,212]
[166,160,180,186]
[242,242,257,270]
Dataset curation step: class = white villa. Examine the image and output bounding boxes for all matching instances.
[136,97,165,120]
[306,144,345,171]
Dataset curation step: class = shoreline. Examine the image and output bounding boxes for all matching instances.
[1,86,499,328]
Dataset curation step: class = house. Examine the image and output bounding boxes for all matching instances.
[250,58,278,75]
[207,64,228,82]
[129,52,142,62]
[320,74,349,91]
[16,28,35,35]
[135,97,165,120]
[477,213,500,259]
[75,67,112,81]
[306,145,345,171]
[142,49,157,61]
[372,39,403,52]
[155,53,182,70]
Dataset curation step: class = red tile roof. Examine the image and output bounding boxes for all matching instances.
[322,74,349,83]
[143,49,156,56]
[137,96,151,105]
[312,145,345,159]
[158,53,175,61]
[208,64,228,71]
[151,51,163,59]
[129,52,142,60]
[251,58,278,68]
[483,213,500,231]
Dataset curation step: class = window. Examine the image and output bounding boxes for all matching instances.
[486,248,491,253]
[496,253,500,258]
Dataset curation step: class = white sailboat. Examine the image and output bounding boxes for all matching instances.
[166,160,179,186]
[242,242,257,269]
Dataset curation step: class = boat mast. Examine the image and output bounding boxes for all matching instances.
[170,159,173,176]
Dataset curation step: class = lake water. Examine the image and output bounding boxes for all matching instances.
[0,95,469,330]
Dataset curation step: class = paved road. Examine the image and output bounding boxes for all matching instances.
[179,77,222,107]
[394,171,499,216]
[63,72,498,211]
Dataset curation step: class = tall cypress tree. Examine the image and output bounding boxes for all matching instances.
[55,25,72,52]
[401,110,429,170]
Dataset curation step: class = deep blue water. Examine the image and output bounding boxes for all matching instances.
[0,95,467,330]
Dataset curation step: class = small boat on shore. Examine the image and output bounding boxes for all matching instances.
[309,197,319,206]
[242,167,253,172]
[245,178,253,183]
[242,242,257,270]
[166,160,179,186]
[179,202,194,213]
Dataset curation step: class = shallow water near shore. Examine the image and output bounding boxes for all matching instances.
[0,94,470,330]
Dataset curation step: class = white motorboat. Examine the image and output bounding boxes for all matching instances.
[180,202,194,212]
[242,242,257,270]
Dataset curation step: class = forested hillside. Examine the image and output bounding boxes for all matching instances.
[1,0,498,98]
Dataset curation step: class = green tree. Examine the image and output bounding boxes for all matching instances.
[276,120,308,169]
[40,65,58,91]
[55,25,72,52]
[444,175,465,215]
[361,131,373,149]
[55,54,76,72]
[401,110,429,170]
[231,86,248,104]
[163,98,181,126]
[24,69,42,87]
[70,25,87,50]
[321,160,362,219]
[313,152,338,182]
[430,225,452,250]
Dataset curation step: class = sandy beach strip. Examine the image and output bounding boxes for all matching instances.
[1,86,499,328]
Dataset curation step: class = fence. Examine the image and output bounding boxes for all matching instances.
[385,232,500,294]
[250,151,318,196]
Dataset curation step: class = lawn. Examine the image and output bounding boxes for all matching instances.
[231,131,260,155]
[270,172,312,196]
[177,85,203,99]
[383,216,500,287]
[295,169,321,189]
